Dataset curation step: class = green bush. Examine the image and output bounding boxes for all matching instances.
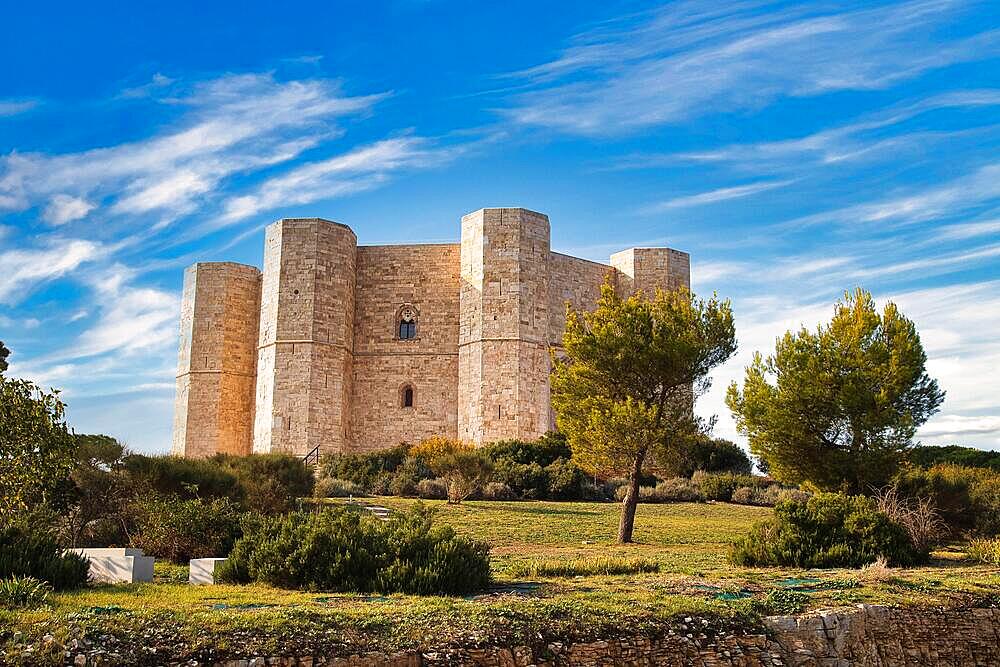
[220,505,491,595]
[544,458,592,500]
[124,454,240,501]
[482,432,571,468]
[416,478,448,500]
[694,471,769,502]
[481,481,517,501]
[314,478,364,498]
[892,464,1000,535]
[131,495,242,563]
[0,576,52,609]
[319,445,412,491]
[729,492,925,568]
[214,453,314,514]
[0,523,89,590]
[492,460,548,499]
[967,537,1000,565]
[617,478,703,503]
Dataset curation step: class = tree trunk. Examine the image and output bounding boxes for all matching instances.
[617,451,645,543]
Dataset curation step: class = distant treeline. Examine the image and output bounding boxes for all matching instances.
[910,445,1000,471]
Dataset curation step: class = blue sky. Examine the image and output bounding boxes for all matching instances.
[2,0,998,454]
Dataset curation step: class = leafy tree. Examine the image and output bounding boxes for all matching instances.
[58,434,132,547]
[0,376,77,519]
[908,444,1000,472]
[551,281,736,543]
[0,341,9,373]
[411,436,493,503]
[726,288,944,494]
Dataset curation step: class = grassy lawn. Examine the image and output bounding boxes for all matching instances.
[5,499,1000,663]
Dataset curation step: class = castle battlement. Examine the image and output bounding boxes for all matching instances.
[171,208,690,458]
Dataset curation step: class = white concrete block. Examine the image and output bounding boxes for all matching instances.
[84,555,155,584]
[189,557,227,585]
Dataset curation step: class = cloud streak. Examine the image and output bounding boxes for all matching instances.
[502,1,1000,135]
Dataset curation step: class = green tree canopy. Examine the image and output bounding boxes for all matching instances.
[726,288,944,494]
[0,340,10,373]
[552,281,736,542]
[0,376,77,519]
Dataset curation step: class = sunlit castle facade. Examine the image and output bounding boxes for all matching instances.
[171,207,689,459]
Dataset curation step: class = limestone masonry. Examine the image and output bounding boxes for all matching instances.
[171,208,690,458]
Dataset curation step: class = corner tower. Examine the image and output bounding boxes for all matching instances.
[253,218,357,457]
[171,262,261,458]
[458,208,551,443]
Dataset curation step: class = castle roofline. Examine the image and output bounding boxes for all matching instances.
[272,217,358,237]
[461,206,549,220]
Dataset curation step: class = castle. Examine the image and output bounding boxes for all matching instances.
[171,208,690,459]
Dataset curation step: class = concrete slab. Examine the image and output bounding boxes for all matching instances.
[189,557,228,585]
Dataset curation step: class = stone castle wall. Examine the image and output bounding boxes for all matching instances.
[351,244,461,452]
[172,262,261,458]
[172,208,690,458]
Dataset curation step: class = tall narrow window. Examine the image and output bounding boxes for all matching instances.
[402,385,414,408]
[397,304,418,340]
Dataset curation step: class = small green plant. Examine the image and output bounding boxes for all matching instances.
[967,538,1000,565]
[0,576,52,609]
[761,588,809,615]
[509,557,661,578]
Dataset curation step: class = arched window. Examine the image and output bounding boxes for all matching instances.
[401,384,414,408]
[397,304,418,340]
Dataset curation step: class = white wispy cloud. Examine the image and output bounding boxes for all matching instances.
[503,1,1000,134]
[43,194,95,225]
[0,237,105,304]
[219,136,457,225]
[0,99,37,116]
[0,73,385,225]
[642,179,791,212]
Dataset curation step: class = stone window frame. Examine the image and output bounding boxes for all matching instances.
[396,303,420,342]
[399,382,415,409]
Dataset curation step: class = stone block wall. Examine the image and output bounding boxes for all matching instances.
[172,262,261,458]
[458,208,551,443]
[351,244,461,452]
[252,219,357,457]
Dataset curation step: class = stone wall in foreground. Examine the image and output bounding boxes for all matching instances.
[65,604,994,666]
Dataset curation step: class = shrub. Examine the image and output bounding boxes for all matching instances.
[0,523,89,590]
[731,486,756,505]
[0,576,52,609]
[482,432,571,468]
[416,478,448,500]
[214,453,314,514]
[412,438,493,503]
[220,505,491,595]
[619,478,703,503]
[131,495,241,563]
[481,481,517,501]
[544,458,591,500]
[509,557,660,578]
[761,589,809,615]
[874,487,946,553]
[492,460,548,499]
[968,538,1000,565]
[694,471,769,502]
[314,478,364,498]
[892,464,1000,536]
[319,445,411,492]
[729,492,925,568]
[124,454,240,502]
